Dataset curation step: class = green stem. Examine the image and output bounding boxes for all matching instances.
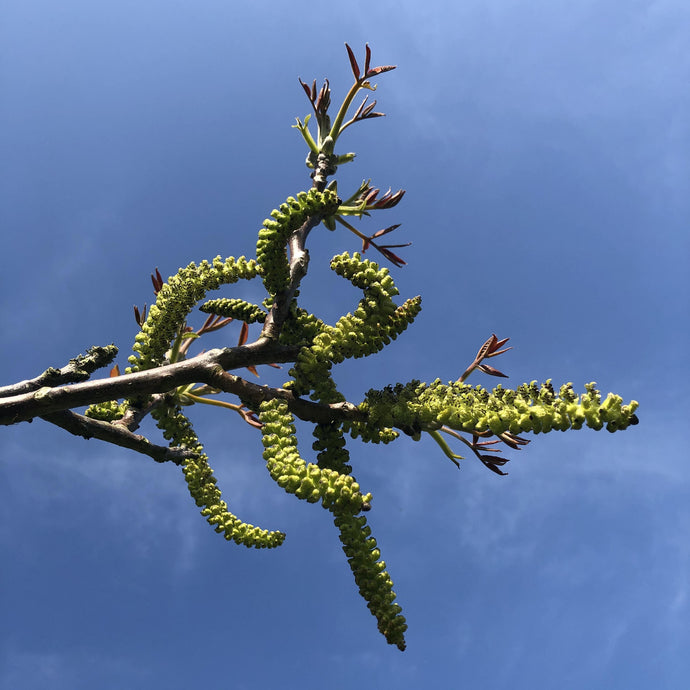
[335,215,369,241]
[328,80,366,143]
[427,430,463,468]
[168,327,185,364]
[297,118,319,153]
[184,392,242,412]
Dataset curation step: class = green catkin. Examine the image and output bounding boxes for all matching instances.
[313,422,352,475]
[259,399,371,513]
[278,303,326,348]
[333,511,407,651]
[288,252,421,399]
[257,189,340,295]
[259,398,406,649]
[199,297,267,323]
[128,256,260,372]
[153,403,284,548]
[85,399,129,422]
[346,379,639,441]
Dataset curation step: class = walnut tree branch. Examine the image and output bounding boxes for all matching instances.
[0,341,302,425]
[261,208,336,341]
[40,409,193,464]
[0,345,118,399]
[114,394,166,432]
[205,369,365,425]
[311,152,338,192]
[0,339,365,429]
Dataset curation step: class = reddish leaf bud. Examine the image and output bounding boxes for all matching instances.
[345,43,361,80]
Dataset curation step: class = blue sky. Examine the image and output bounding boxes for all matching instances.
[1,1,688,687]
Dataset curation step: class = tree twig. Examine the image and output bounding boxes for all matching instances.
[40,409,193,464]
[261,210,335,341]
[205,369,365,425]
[0,345,118,398]
[0,339,366,429]
[0,341,302,425]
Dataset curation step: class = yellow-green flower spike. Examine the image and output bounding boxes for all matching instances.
[256,189,340,295]
[200,297,267,323]
[333,511,407,651]
[85,399,129,422]
[350,379,639,441]
[330,251,399,295]
[153,404,284,548]
[312,422,352,475]
[288,252,421,399]
[259,399,403,646]
[278,303,326,348]
[128,256,260,373]
[259,399,372,513]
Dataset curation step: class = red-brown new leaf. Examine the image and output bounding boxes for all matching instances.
[477,363,508,378]
[372,224,401,238]
[299,78,313,101]
[345,43,361,80]
[364,187,380,204]
[240,407,263,430]
[480,455,509,476]
[378,247,407,267]
[151,268,164,295]
[238,321,249,347]
[365,64,396,77]
[133,304,147,327]
[489,336,510,353]
[475,334,498,361]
